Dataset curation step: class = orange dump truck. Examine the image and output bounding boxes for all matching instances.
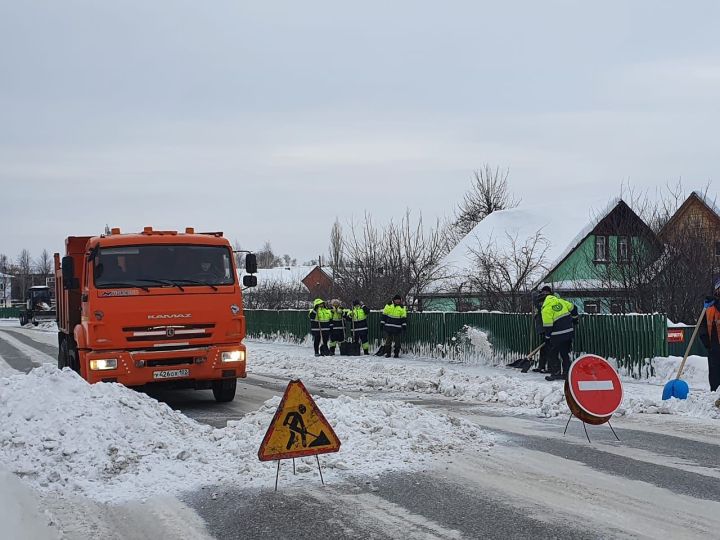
[54,227,257,402]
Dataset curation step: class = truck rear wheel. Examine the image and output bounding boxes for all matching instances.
[212,379,237,402]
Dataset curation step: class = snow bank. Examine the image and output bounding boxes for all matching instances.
[20,321,58,333]
[0,470,60,539]
[644,356,709,390]
[248,343,720,421]
[0,366,492,503]
[617,391,720,419]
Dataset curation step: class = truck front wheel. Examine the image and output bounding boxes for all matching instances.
[212,379,237,402]
[58,339,68,369]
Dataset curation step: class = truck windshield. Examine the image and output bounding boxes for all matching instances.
[94,245,235,289]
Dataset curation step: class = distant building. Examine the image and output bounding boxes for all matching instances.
[239,265,334,309]
[658,190,720,249]
[0,273,11,307]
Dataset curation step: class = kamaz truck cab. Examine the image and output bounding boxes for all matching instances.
[54,226,257,402]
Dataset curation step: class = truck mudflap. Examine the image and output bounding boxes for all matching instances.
[80,345,247,386]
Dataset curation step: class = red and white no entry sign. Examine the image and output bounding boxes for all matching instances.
[568,354,623,419]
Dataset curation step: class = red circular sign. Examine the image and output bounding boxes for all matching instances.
[568,354,623,418]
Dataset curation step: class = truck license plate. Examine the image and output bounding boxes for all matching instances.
[153,369,190,380]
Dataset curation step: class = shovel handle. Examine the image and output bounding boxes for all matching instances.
[527,342,545,358]
[676,307,706,379]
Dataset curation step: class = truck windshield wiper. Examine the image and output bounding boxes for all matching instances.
[135,278,185,291]
[98,282,150,292]
[173,279,219,291]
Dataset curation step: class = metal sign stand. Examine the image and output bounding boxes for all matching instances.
[273,456,325,491]
[563,414,620,443]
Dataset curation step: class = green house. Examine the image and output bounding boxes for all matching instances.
[418,199,659,314]
[538,199,660,314]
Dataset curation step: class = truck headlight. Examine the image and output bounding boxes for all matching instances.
[89,358,118,371]
[221,350,244,363]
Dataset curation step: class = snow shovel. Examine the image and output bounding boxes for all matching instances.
[507,343,543,369]
[518,343,546,373]
[662,307,705,400]
[340,316,360,356]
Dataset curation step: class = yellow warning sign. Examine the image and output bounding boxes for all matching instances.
[258,379,341,461]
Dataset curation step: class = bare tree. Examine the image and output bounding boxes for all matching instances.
[15,249,32,298]
[330,211,450,309]
[329,219,343,269]
[256,241,282,269]
[33,249,53,282]
[466,231,550,312]
[452,165,519,242]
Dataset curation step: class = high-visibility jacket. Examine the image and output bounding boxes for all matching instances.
[700,303,720,349]
[381,304,407,335]
[330,307,345,327]
[541,294,578,342]
[345,305,369,332]
[308,307,332,332]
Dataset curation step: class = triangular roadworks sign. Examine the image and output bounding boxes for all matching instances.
[258,380,341,461]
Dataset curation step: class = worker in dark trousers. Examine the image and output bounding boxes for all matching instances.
[698,280,720,392]
[531,292,550,373]
[381,295,407,358]
[308,299,332,356]
[345,299,370,355]
[538,284,578,381]
[328,299,346,355]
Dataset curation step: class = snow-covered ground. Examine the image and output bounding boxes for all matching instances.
[247,340,720,421]
[0,365,492,503]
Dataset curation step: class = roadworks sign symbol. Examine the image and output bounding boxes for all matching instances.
[258,379,341,461]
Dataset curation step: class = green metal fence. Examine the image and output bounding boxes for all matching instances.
[245,309,668,377]
[0,308,20,319]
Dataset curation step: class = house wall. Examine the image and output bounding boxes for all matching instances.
[302,267,332,298]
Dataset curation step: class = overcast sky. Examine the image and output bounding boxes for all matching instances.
[1,1,718,263]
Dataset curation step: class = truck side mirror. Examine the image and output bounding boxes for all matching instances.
[62,256,78,290]
[243,275,257,288]
[245,253,257,274]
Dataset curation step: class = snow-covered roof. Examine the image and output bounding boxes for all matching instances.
[430,198,625,293]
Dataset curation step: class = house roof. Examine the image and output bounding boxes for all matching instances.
[430,201,608,292]
[657,191,720,240]
[428,197,653,294]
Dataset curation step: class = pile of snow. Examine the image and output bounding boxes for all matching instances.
[0,366,492,503]
[618,391,720,419]
[643,356,709,389]
[247,343,720,421]
[0,470,59,539]
[21,321,57,333]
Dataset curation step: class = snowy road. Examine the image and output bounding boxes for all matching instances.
[1,321,720,539]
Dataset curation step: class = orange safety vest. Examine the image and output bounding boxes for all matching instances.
[707,305,720,343]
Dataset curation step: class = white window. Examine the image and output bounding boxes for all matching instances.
[584,301,599,314]
[594,236,607,261]
[618,236,629,262]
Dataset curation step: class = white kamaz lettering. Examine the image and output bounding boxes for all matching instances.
[147,314,192,319]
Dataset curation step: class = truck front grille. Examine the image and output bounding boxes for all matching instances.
[122,323,215,342]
